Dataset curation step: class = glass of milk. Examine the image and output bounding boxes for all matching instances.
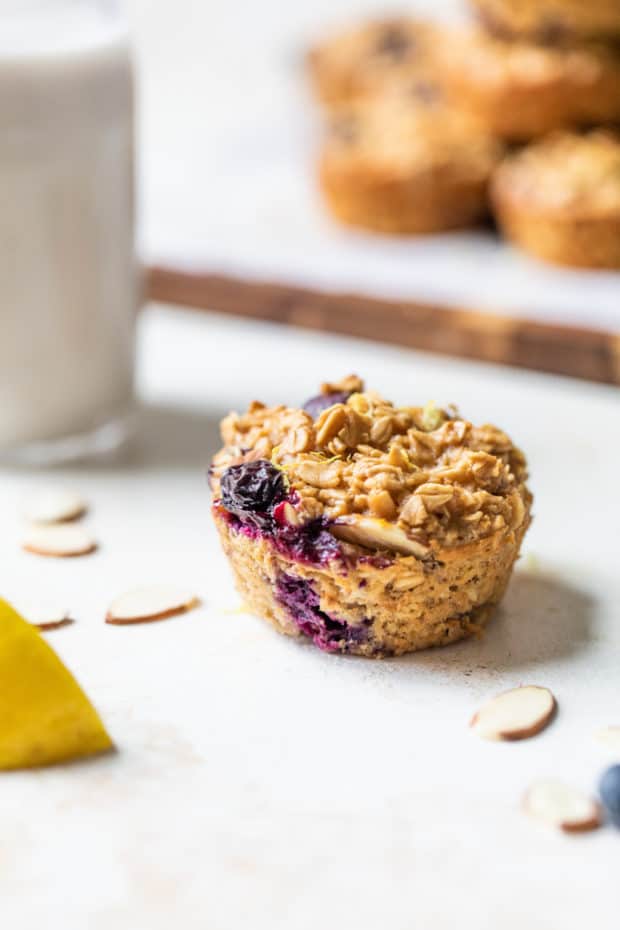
[0,0,137,464]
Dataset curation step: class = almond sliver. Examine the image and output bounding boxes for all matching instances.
[106,586,200,625]
[470,685,556,741]
[29,609,74,631]
[524,780,602,833]
[22,525,98,558]
[23,489,88,525]
[331,515,429,558]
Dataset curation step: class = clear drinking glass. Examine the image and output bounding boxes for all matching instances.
[0,0,137,464]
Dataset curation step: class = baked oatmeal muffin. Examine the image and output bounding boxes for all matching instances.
[210,376,532,658]
[472,0,620,41]
[442,28,620,141]
[319,94,502,234]
[307,17,444,107]
[492,130,620,267]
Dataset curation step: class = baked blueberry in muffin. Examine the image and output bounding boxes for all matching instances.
[210,377,532,657]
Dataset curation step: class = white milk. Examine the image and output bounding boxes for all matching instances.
[0,1,136,460]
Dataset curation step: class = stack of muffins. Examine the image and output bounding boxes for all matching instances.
[308,0,620,268]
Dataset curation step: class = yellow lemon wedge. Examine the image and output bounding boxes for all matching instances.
[0,599,113,770]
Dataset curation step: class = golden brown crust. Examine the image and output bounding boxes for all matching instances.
[442,28,620,141]
[492,131,620,267]
[472,0,620,40]
[318,96,502,234]
[307,17,445,106]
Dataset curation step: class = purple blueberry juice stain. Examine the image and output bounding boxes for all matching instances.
[218,505,343,567]
[272,518,342,566]
[356,553,393,569]
[275,574,371,653]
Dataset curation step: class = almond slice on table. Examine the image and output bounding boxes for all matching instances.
[22,525,98,558]
[33,617,74,632]
[27,608,74,631]
[524,780,602,833]
[14,597,75,630]
[470,685,556,741]
[23,488,88,525]
[106,586,200,625]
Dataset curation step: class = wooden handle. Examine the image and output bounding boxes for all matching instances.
[148,266,620,386]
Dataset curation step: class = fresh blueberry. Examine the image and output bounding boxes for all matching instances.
[599,764,620,826]
[220,460,286,528]
[303,390,351,419]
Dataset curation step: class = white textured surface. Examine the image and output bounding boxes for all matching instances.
[1,305,619,929]
[129,0,620,331]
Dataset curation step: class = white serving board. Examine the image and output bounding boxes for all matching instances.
[1,304,619,929]
[130,0,620,333]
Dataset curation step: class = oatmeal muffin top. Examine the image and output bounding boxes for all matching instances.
[323,94,502,181]
[308,17,443,105]
[494,131,620,215]
[210,377,529,558]
[444,27,620,90]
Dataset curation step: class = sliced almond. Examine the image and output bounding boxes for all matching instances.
[23,489,88,525]
[524,780,602,833]
[22,525,98,558]
[595,726,620,752]
[30,610,74,632]
[106,586,200,625]
[331,515,429,559]
[470,685,556,741]
[14,598,75,630]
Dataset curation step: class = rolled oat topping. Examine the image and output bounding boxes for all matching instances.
[210,378,530,553]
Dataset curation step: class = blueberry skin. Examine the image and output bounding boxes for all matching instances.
[599,764,620,826]
[220,460,287,528]
[303,391,351,419]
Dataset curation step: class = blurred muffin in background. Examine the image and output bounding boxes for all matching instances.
[307,17,445,107]
[441,28,620,141]
[492,131,620,268]
[471,0,620,41]
[319,93,503,234]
